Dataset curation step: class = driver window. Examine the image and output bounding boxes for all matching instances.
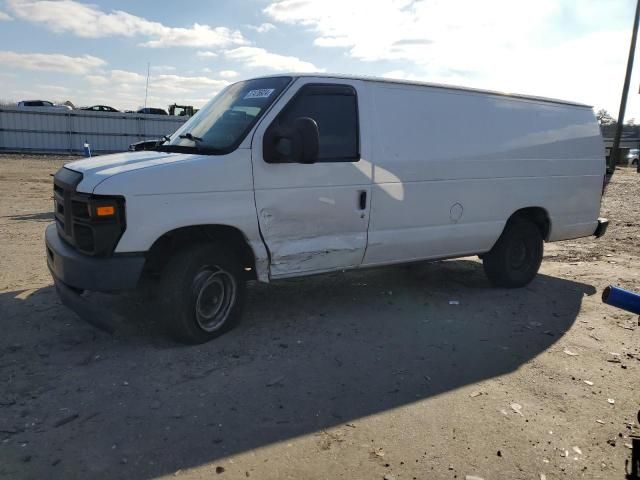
[277,84,360,162]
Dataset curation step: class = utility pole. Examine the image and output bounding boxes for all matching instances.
[610,0,640,172]
[143,62,150,109]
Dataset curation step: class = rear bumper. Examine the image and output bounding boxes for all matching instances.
[593,217,609,238]
[45,223,144,291]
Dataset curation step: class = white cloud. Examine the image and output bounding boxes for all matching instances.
[247,22,276,33]
[34,84,71,97]
[110,69,146,84]
[264,0,559,63]
[151,65,176,73]
[0,51,106,74]
[224,46,320,72]
[6,0,247,48]
[141,24,246,49]
[86,75,110,87]
[263,0,638,115]
[0,10,12,20]
[197,51,218,58]
[219,70,239,79]
[74,69,230,109]
[85,69,229,96]
[381,70,424,82]
[153,74,229,94]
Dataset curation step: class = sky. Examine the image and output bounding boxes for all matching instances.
[0,0,638,118]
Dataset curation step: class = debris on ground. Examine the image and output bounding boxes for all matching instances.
[265,376,285,387]
[53,413,79,428]
[372,448,385,458]
[510,403,523,416]
[607,353,622,363]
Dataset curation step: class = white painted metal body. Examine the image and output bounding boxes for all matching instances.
[65,74,605,282]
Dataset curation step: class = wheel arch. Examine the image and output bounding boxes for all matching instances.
[144,224,264,281]
[506,206,551,241]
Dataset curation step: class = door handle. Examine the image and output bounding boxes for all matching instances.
[358,190,367,210]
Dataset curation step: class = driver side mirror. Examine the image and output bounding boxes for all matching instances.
[264,116,319,164]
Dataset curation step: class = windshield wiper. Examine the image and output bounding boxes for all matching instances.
[179,132,203,142]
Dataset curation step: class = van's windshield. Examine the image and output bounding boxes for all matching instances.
[160,76,292,155]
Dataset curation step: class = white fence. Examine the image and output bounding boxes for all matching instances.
[0,107,188,155]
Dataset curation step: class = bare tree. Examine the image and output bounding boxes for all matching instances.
[596,109,616,125]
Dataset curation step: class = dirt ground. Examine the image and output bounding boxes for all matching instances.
[0,154,638,480]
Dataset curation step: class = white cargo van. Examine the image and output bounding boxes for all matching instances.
[46,74,608,343]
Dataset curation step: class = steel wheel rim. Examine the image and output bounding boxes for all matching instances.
[193,266,237,332]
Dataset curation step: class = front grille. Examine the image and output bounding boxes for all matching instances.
[52,167,125,256]
[53,168,83,248]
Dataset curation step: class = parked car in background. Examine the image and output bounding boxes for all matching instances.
[18,100,72,110]
[137,107,168,115]
[81,105,119,113]
[128,138,164,151]
[627,148,639,166]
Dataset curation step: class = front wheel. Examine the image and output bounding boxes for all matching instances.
[159,243,245,344]
[482,218,543,288]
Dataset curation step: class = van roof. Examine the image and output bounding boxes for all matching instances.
[254,73,592,109]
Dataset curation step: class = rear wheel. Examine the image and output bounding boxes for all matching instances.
[159,243,245,344]
[482,218,543,288]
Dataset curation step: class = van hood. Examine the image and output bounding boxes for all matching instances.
[65,151,198,192]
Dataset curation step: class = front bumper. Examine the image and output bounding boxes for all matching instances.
[593,217,609,238]
[52,278,118,333]
[45,223,144,291]
[46,223,145,333]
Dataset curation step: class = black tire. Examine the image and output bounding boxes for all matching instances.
[482,218,543,288]
[158,243,245,344]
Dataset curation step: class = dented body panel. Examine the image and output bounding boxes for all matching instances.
[250,77,374,278]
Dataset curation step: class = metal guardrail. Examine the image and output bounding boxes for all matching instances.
[0,107,188,155]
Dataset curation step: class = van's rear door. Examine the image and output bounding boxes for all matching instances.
[250,78,373,278]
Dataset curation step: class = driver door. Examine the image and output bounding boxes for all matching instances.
[251,78,373,278]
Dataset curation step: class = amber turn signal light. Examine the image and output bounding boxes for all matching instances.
[96,205,115,217]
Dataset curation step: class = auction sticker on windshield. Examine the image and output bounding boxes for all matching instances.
[244,89,275,99]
